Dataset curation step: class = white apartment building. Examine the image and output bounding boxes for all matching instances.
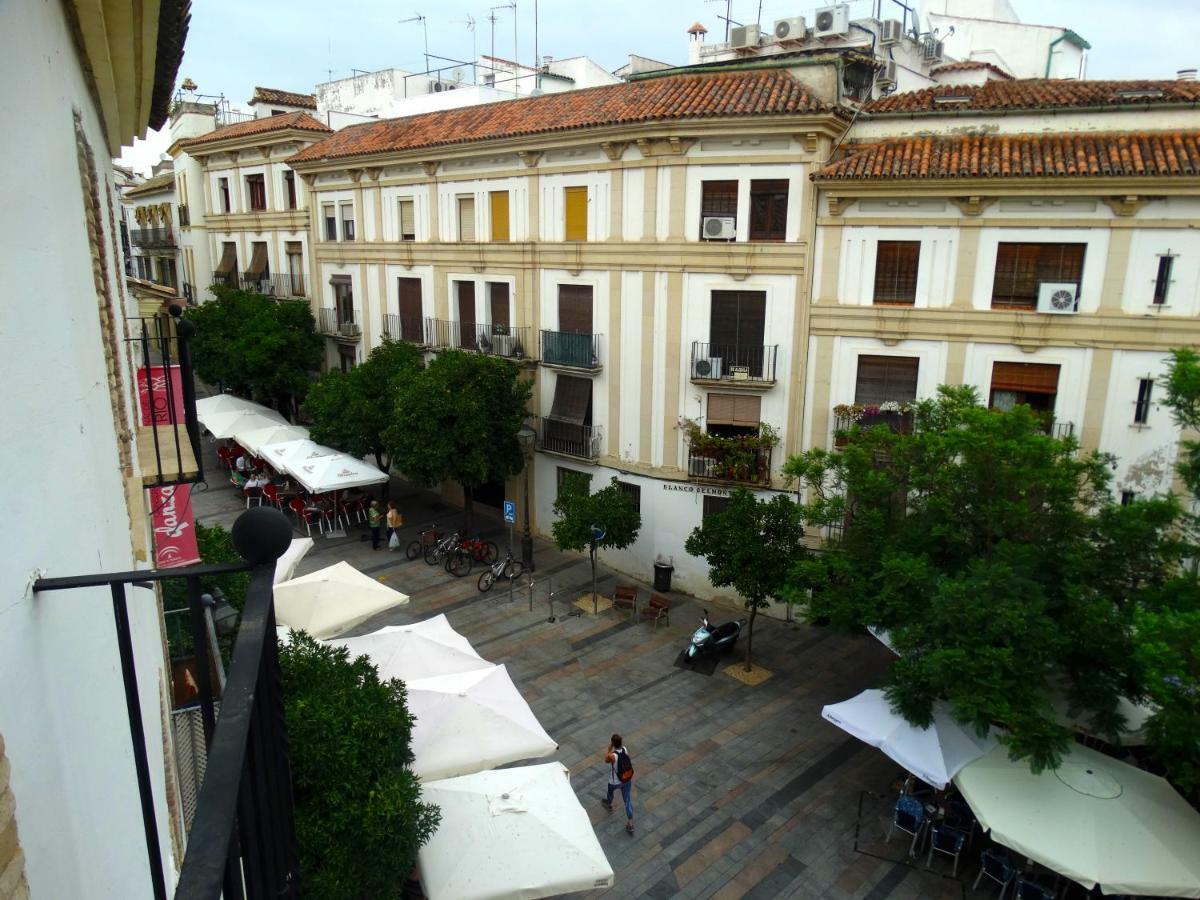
[0,0,191,895]
[122,164,182,294]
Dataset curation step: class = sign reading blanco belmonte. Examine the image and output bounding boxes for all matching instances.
[137,364,200,568]
[662,483,732,496]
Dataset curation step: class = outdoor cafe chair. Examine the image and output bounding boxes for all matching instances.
[288,497,322,537]
[887,794,928,857]
[972,849,1016,899]
[261,483,283,509]
[925,822,968,877]
[216,446,234,471]
[243,486,263,509]
[1014,876,1056,900]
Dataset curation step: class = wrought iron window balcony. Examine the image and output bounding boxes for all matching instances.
[540,330,601,371]
[833,406,915,445]
[318,307,361,340]
[686,444,772,486]
[131,227,176,249]
[236,273,307,299]
[538,417,601,460]
[33,508,301,900]
[690,341,778,386]
[381,313,428,345]
[423,319,533,359]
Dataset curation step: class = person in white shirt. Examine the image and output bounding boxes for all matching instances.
[601,733,634,834]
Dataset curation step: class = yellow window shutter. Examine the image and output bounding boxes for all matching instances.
[490,191,510,241]
[564,186,588,241]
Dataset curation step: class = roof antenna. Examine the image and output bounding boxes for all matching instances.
[399,13,430,75]
[705,0,734,42]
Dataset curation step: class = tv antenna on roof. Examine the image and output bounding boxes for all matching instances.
[459,15,478,67]
[399,13,430,74]
[489,2,517,78]
[705,0,734,42]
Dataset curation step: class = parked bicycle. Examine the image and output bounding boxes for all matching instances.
[477,549,525,592]
[460,535,499,564]
[424,532,476,577]
[406,523,444,560]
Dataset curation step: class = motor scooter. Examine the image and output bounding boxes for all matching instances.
[685,610,747,660]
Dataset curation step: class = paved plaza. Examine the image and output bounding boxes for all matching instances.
[193,451,967,900]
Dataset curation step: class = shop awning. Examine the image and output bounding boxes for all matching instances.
[245,243,269,278]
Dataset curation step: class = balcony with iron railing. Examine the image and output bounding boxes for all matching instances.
[318,306,361,340]
[538,417,601,460]
[131,227,176,249]
[686,444,772,486]
[182,282,195,304]
[34,508,301,900]
[540,330,601,371]
[424,319,533,359]
[237,273,307,299]
[381,313,428,345]
[833,405,915,446]
[689,342,778,387]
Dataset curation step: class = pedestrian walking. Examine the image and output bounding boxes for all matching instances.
[367,500,383,550]
[386,501,403,550]
[600,733,634,834]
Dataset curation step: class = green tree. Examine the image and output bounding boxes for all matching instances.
[783,386,1182,772]
[279,632,440,899]
[551,477,642,610]
[384,350,532,532]
[684,489,806,671]
[304,339,424,472]
[187,286,322,415]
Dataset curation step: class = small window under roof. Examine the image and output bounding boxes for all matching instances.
[1116,88,1165,100]
[933,93,973,105]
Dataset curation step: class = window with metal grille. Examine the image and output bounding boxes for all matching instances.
[702,494,732,520]
[991,243,1085,309]
[1153,255,1174,305]
[556,466,592,499]
[283,171,297,210]
[748,179,788,241]
[340,202,355,241]
[1134,378,1154,424]
[398,199,416,241]
[873,241,920,304]
[246,174,266,211]
[616,480,641,514]
[700,180,738,239]
[854,356,919,406]
[1121,490,1138,506]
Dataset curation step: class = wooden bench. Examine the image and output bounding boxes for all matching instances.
[640,593,670,628]
[612,585,638,618]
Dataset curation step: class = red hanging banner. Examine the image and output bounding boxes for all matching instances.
[136,364,186,426]
[149,483,200,568]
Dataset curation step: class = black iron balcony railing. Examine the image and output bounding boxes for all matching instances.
[179,205,191,227]
[541,330,601,370]
[424,319,533,359]
[182,282,195,303]
[33,510,301,900]
[237,273,307,299]
[833,406,915,446]
[539,416,601,459]
[318,306,361,339]
[132,227,176,249]
[127,309,203,487]
[1051,420,1075,439]
[382,313,427,345]
[686,444,772,486]
[690,341,778,384]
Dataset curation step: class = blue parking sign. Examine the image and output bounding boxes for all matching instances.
[503,500,516,524]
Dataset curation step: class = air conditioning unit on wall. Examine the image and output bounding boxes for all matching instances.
[1037,282,1079,314]
[813,4,850,38]
[729,24,761,49]
[773,16,807,41]
[702,216,736,240]
[876,60,898,90]
[879,19,903,44]
[693,357,724,379]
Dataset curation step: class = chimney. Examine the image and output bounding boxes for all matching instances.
[1178,68,1197,81]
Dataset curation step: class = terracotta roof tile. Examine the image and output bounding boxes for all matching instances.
[929,60,1012,79]
[814,131,1200,181]
[124,171,176,198]
[866,78,1200,114]
[251,86,317,109]
[182,111,331,149]
[288,70,833,164]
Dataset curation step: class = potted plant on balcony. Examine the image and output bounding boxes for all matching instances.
[680,419,779,484]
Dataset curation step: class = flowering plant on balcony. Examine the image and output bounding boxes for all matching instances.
[679,417,779,483]
[832,401,913,424]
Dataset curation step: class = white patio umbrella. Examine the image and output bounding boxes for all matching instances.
[822,689,997,789]
[273,561,409,639]
[289,452,388,494]
[1049,691,1156,746]
[955,742,1200,897]
[867,625,899,655]
[273,537,314,585]
[326,614,492,683]
[195,394,263,416]
[418,762,614,900]
[198,408,287,440]
[259,439,339,476]
[237,423,310,458]
[406,665,557,781]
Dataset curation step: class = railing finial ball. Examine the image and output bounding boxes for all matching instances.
[168,302,184,318]
[232,507,293,564]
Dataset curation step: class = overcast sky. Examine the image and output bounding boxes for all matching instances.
[117,0,1200,173]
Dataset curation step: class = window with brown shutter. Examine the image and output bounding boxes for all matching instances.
[245,242,269,278]
[991,243,1085,309]
[218,177,231,213]
[854,356,919,405]
[246,174,266,211]
[214,242,238,276]
[284,171,297,210]
[488,282,510,330]
[397,277,423,341]
[323,204,337,241]
[563,186,587,241]
[550,374,593,425]
[873,241,920,305]
[989,361,1061,417]
[707,393,760,438]
[340,202,355,241]
[748,179,788,241]
[457,196,476,241]
[700,180,738,239]
[709,291,765,348]
[558,285,593,333]
[398,199,416,241]
[456,281,477,349]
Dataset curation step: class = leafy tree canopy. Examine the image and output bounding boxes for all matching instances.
[280,632,440,899]
[304,339,424,470]
[684,490,806,670]
[187,287,322,411]
[552,477,642,599]
[783,386,1185,773]
[384,350,532,530]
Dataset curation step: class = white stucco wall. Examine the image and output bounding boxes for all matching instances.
[0,1,176,896]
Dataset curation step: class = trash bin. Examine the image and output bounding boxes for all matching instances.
[653,560,674,592]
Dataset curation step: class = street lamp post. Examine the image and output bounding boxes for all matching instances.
[517,422,537,571]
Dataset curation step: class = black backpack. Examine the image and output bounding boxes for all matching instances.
[616,748,633,782]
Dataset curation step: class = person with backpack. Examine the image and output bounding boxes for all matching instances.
[601,733,634,834]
